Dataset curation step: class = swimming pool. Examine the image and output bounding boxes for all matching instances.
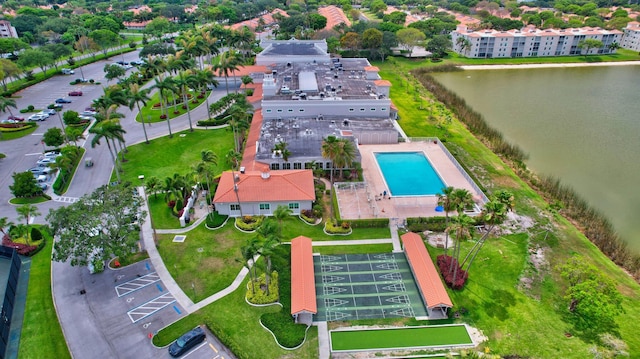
[374,152,446,196]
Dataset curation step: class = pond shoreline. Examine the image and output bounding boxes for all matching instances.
[460,60,640,70]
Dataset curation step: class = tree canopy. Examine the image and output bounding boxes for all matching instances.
[48,184,146,268]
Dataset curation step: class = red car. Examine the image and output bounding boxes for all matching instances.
[7,115,24,122]
[68,91,83,96]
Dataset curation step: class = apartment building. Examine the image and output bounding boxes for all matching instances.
[621,22,640,52]
[250,39,399,171]
[0,20,18,38]
[451,25,622,58]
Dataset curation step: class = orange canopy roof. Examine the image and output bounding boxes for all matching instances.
[213,170,315,204]
[291,236,317,315]
[401,232,453,309]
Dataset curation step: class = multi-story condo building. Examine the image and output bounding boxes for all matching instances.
[451,25,622,58]
[621,22,640,52]
[0,20,18,39]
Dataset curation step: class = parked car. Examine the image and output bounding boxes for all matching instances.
[55,98,72,104]
[29,167,52,175]
[168,327,205,357]
[50,103,63,110]
[37,158,56,166]
[43,151,61,159]
[80,110,97,117]
[7,115,24,122]
[38,183,48,191]
[79,115,93,121]
[130,60,144,66]
[68,91,83,96]
[33,174,47,182]
[28,113,47,121]
[42,109,56,116]
[1,119,17,124]
[61,68,75,75]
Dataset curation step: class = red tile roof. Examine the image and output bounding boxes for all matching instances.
[212,65,269,78]
[374,79,391,87]
[241,109,270,172]
[213,169,315,203]
[401,232,453,309]
[364,66,379,72]
[230,8,289,31]
[318,5,351,31]
[290,236,317,315]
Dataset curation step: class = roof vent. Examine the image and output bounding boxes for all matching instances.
[240,166,245,174]
[261,171,270,179]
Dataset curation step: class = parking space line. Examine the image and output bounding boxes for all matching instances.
[115,272,160,297]
[156,283,163,292]
[181,341,208,358]
[209,343,218,353]
[173,305,181,314]
[126,292,175,323]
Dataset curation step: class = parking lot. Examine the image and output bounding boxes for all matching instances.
[54,258,234,359]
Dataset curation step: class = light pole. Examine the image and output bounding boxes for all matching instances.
[56,111,69,145]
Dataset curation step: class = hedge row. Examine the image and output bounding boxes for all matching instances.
[407,216,448,232]
[0,122,36,132]
[349,218,389,228]
[205,211,228,228]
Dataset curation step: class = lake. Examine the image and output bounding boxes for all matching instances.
[432,65,640,251]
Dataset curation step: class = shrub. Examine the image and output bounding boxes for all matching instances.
[349,218,389,228]
[246,272,279,304]
[30,227,43,242]
[437,255,468,289]
[235,216,264,231]
[206,212,228,228]
[167,200,176,208]
[325,220,352,234]
[407,216,448,232]
[260,312,307,348]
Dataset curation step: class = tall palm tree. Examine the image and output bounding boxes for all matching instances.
[445,213,474,287]
[145,176,161,200]
[175,70,195,132]
[240,237,261,295]
[461,200,507,273]
[100,119,127,162]
[321,136,340,218]
[196,68,218,119]
[198,150,217,211]
[333,139,356,180]
[127,83,152,144]
[153,75,176,138]
[212,50,241,94]
[255,219,281,296]
[437,186,455,256]
[0,97,17,117]
[226,149,242,169]
[447,188,474,275]
[272,205,292,232]
[16,204,40,246]
[90,121,122,183]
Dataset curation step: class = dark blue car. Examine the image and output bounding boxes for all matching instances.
[168,326,205,357]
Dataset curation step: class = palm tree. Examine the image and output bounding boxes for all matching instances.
[198,150,217,211]
[272,205,292,232]
[226,149,242,169]
[175,70,195,132]
[461,200,507,273]
[333,139,356,180]
[445,213,474,287]
[90,121,121,183]
[196,68,218,119]
[240,237,261,295]
[100,119,127,162]
[437,186,455,256]
[16,204,40,246]
[153,75,176,138]
[0,97,17,117]
[212,50,241,94]
[255,219,281,296]
[0,217,14,239]
[145,176,161,200]
[65,127,85,146]
[321,136,340,218]
[127,83,152,144]
[451,188,474,215]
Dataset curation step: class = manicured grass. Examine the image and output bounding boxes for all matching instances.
[114,129,234,184]
[313,243,393,255]
[18,229,71,359]
[138,89,210,123]
[282,216,391,241]
[9,196,50,204]
[0,124,38,141]
[330,324,472,351]
[147,195,180,229]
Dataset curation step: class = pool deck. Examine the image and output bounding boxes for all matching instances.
[338,141,484,220]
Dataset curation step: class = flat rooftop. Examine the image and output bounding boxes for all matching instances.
[255,115,397,163]
[265,58,384,101]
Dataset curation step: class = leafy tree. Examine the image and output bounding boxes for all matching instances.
[144,17,173,39]
[89,29,120,55]
[10,171,42,198]
[560,257,623,333]
[396,28,426,57]
[0,97,17,117]
[104,64,125,83]
[43,127,65,147]
[308,13,327,30]
[0,217,14,238]
[41,43,72,70]
[74,36,100,58]
[0,38,30,56]
[383,11,407,25]
[578,39,604,57]
[145,176,161,200]
[426,35,451,59]
[139,43,176,57]
[0,59,21,91]
[17,49,54,75]
[63,110,82,125]
[362,28,383,59]
[340,32,361,52]
[84,15,122,35]
[370,0,387,13]
[48,184,146,267]
[16,204,40,246]
[12,14,44,37]
[380,31,397,62]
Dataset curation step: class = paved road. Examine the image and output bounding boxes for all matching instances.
[0,50,236,359]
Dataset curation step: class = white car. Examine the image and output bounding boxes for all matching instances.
[33,174,47,182]
[37,157,56,166]
[42,109,56,116]
[61,68,75,75]
[28,113,48,121]
[80,110,97,117]
[43,151,61,159]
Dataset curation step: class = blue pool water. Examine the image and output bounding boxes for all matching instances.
[374,152,446,196]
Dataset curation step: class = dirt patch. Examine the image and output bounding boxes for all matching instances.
[496,211,535,236]
[201,257,225,272]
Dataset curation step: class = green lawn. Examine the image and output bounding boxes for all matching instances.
[18,229,70,359]
[313,243,393,255]
[0,125,38,141]
[330,324,472,351]
[137,88,210,124]
[115,128,234,184]
[9,196,50,204]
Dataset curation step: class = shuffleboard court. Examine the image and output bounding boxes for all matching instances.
[330,324,473,351]
[314,253,428,321]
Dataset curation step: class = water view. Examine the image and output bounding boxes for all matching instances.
[432,65,640,251]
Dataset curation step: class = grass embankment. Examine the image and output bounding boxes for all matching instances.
[114,128,234,185]
[330,325,472,351]
[376,57,640,356]
[18,228,70,359]
[137,89,210,124]
[0,124,38,141]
